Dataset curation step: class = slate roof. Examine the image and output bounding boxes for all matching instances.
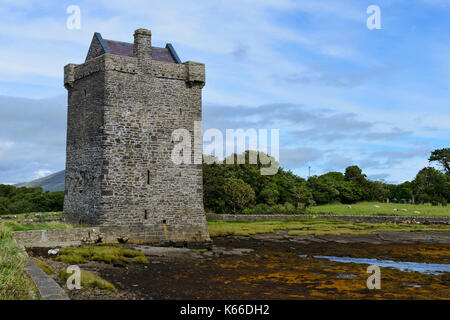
[94,33,181,63]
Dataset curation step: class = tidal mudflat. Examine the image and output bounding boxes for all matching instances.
[29,231,450,300]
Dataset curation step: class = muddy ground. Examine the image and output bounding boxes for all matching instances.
[29,231,450,300]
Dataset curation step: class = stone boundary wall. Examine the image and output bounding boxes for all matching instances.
[206,214,450,225]
[14,226,211,248]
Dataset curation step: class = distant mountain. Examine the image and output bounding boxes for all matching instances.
[15,170,65,192]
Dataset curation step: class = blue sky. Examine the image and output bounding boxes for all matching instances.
[0,0,449,184]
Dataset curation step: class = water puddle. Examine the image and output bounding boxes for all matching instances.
[402,283,422,288]
[313,256,450,275]
[337,273,358,279]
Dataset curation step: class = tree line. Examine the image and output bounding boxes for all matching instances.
[0,185,64,215]
[203,148,450,214]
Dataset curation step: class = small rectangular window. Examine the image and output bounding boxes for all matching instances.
[144,210,148,220]
[147,169,150,184]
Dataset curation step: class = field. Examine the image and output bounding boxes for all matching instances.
[207,218,450,237]
[310,201,450,217]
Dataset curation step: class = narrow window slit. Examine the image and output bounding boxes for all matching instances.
[144,210,148,220]
[147,169,150,184]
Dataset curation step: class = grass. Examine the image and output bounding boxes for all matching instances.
[0,212,87,231]
[0,211,62,222]
[54,245,148,265]
[59,269,116,292]
[206,218,450,237]
[0,223,38,299]
[309,201,450,217]
[31,258,55,275]
[2,220,82,231]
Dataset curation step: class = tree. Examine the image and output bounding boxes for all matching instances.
[307,176,340,205]
[336,182,361,204]
[391,182,413,202]
[223,178,256,213]
[344,166,367,183]
[413,167,449,204]
[292,185,314,207]
[429,148,450,175]
[369,180,389,201]
[258,186,279,206]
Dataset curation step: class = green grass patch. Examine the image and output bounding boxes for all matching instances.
[310,201,450,217]
[206,219,450,237]
[3,220,83,231]
[54,245,148,265]
[31,258,55,275]
[59,269,116,292]
[0,223,38,299]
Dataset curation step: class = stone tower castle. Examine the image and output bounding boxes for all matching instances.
[63,29,210,244]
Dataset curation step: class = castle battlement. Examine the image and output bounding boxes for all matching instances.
[64,55,205,88]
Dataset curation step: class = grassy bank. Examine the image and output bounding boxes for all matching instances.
[54,245,148,264]
[59,269,116,292]
[207,219,450,237]
[0,224,38,299]
[310,201,450,216]
[2,220,80,232]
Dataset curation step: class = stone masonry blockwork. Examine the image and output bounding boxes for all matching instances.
[63,29,210,243]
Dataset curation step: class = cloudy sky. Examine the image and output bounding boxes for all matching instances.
[0,0,449,184]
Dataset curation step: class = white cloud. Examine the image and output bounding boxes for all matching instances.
[35,169,52,178]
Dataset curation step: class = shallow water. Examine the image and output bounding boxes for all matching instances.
[313,255,450,275]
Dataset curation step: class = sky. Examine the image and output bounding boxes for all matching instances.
[0,0,449,184]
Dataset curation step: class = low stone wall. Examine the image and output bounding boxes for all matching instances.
[14,225,212,248]
[206,213,450,225]
[14,214,449,247]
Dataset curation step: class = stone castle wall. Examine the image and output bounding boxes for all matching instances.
[63,29,210,243]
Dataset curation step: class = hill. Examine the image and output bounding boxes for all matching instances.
[15,170,65,192]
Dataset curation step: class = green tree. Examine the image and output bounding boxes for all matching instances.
[292,185,314,207]
[368,180,389,201]
[413,167,448,204]
[429,148,450,175]
[223,178,256,213]
[258,186,279,206]
[344,165,367,183]
[307,176,340,205]
[391,181,413,202]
